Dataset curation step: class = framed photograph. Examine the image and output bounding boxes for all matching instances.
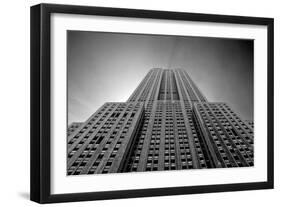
[30,3,274,203]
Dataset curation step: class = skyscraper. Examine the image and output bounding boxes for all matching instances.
[67,68,254,175]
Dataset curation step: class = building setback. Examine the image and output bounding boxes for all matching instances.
[67,68,254,175]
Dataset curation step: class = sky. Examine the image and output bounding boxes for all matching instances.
[67,31,253,125]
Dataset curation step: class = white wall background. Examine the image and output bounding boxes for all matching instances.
[0,0,279,206]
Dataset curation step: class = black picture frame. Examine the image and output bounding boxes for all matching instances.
[30,3,274,204]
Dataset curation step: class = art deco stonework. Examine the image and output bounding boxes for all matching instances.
[67,68,254,175]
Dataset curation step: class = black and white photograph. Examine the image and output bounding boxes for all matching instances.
[29,3,274,204]
[67,31,254,175]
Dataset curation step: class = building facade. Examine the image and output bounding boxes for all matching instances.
[67,68,254,175]
[67,122,83,136]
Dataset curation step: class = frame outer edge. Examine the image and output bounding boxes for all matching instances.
[30,4,42,203]
[41,3,52,203]
[267,18,274,189]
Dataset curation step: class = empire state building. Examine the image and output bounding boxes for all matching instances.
[67,68,254,175]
